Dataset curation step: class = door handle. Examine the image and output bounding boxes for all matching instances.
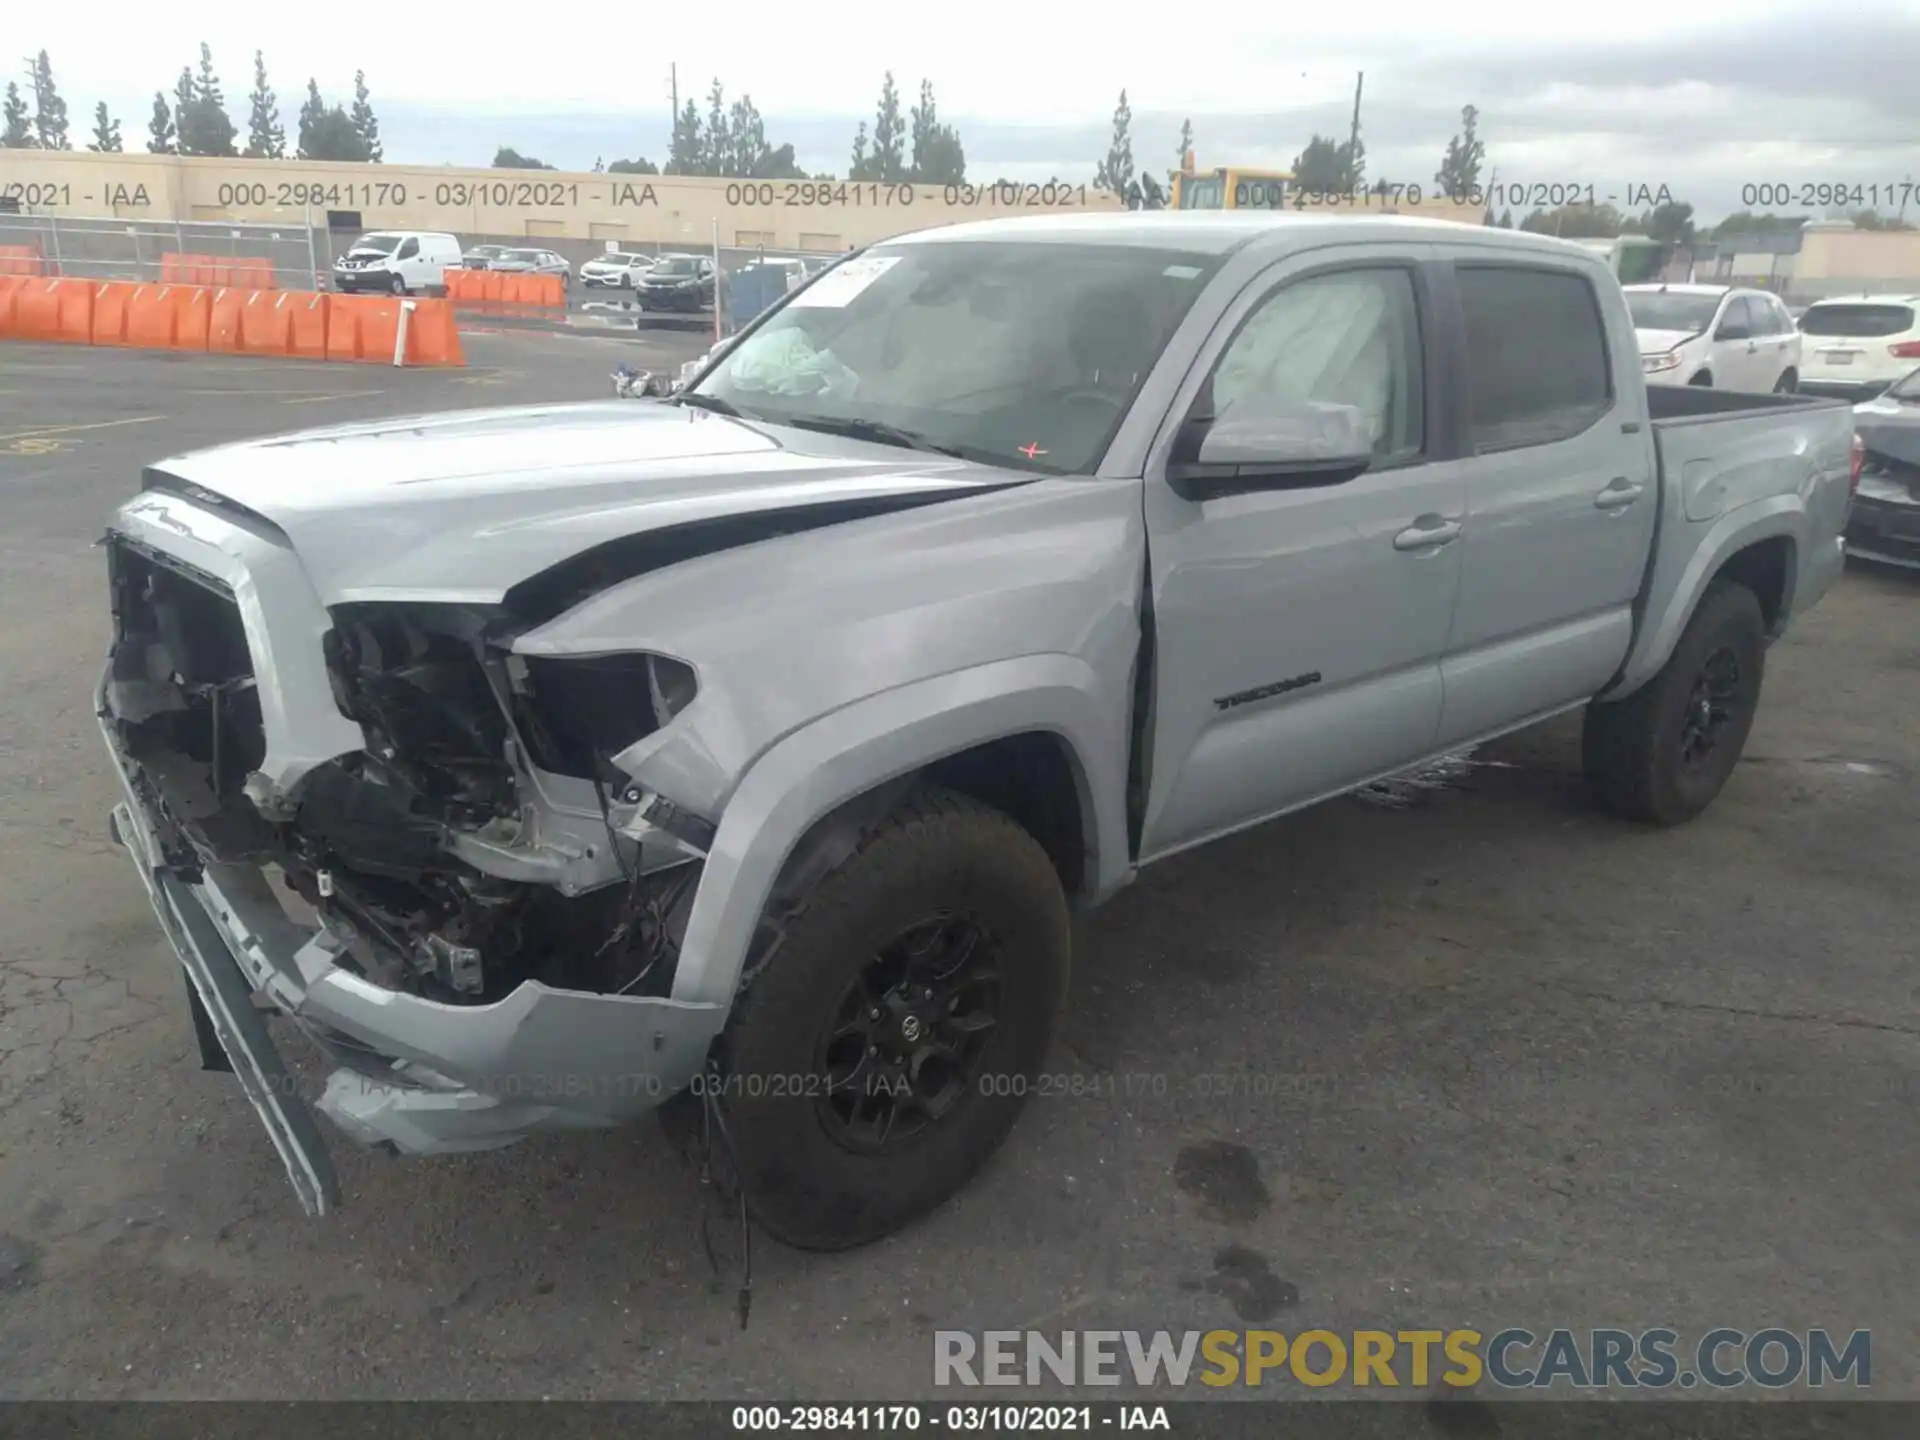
[1595,478,1645,511]
[1393,517,1462,552]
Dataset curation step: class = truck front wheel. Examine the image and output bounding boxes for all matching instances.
[1583,580,1767,825]
[697,787,1070,1251]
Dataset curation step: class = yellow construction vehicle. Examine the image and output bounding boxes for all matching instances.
[1168,152,1293,210]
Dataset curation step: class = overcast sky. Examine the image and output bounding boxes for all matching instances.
[19,0,1920,221]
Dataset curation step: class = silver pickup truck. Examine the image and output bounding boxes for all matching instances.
[97,214,1857,1249]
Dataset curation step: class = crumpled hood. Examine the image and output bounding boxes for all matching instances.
[143,401,1028,606]
[1635,327,1703,355]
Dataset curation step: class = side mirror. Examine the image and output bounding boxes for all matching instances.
[1169,396,1375,501]
[1715,322,1750,341]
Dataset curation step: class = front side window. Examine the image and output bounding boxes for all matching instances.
[1207,267,1424,461]
[689,240,1220,474]
[395,237,419,260]
[1456,265,1612,452]
[1719,296,1757,336]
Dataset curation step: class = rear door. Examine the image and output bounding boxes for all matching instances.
[1431,255,1652,746]
[1140,244,1469,858]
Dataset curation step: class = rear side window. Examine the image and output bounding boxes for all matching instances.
[1798,303,1915,338]
[1456,266,1612,451]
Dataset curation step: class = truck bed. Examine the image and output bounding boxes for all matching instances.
[1607,382,1855,698]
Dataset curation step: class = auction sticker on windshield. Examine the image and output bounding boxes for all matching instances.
[789,255,900,308]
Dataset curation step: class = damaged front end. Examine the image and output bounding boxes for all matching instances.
[98,522,729,1212]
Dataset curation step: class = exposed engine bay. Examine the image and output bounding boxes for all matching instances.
[103,534,705,1007]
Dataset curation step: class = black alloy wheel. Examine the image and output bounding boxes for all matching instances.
[813,912,1001,1152]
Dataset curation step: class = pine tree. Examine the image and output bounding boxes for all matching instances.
[350,70,381,161]
[145,91,175,153]
[296,80,325,159]
[667,97,702,174]
[701,79,731,177]
[1434,104,1485,203]
[171,70,196,153]
[0,83,31,148]
[870,72,906,182]
[244,51,285,158]
[187,43,237,156]
[28,51,70,150]
[848,120,870,180]
[88,101,122,152]
[1094,90,1135,201]
[907,79,964,184]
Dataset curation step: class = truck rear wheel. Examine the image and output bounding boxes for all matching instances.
[698,787,1070,1251]
[1582,580,1767,825]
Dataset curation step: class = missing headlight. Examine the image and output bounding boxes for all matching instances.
[511,652,696,781]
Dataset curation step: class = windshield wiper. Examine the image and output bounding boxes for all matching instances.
[676,392,744,417]
[777,414,967,458]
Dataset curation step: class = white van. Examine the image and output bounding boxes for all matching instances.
[331,231,463,296]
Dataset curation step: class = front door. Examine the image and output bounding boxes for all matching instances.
[1139,248,1468,859]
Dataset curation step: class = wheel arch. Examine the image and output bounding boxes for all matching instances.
[665,655,1131,1009]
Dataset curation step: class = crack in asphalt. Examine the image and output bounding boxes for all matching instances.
[1542,981,1920,1038]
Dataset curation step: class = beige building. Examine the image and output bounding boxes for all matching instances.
[0,150,1122,254]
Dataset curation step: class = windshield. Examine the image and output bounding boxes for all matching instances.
[352,234,400,254]
[1889,366,1920,400]
[1625,291,1722,335]
[656,257,702,276]
[687,240,1219,474]
[1799,303,1915,338]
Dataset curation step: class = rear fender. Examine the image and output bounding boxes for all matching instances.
[1604,497,1803,700]
[664,655,1131,1008]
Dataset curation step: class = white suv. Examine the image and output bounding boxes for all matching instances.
[1626,284,1802,392]
[1796,294,1920,399]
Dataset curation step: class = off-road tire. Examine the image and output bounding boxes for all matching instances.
[1583,580,1767,825]
[693,786,1070,1251]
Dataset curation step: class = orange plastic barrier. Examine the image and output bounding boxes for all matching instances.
[7,279,94,343]
[6,280,455,364]
[123,285,213,351]
[325,293,466,366]
[0,274,22,334]
[0,245,46,276]
[159,252,279,290]
[445,268,563,308]
[208,287,248,354]
[90,281,138,345]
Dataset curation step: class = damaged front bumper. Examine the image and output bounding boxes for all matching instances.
[101,699,727,1213]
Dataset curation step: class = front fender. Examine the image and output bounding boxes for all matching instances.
[665,654,1130,1008]
[1606,495,1803,700]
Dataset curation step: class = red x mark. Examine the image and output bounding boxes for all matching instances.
[1018,442,1047,460]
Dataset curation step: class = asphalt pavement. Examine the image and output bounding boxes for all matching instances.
[1,338,1917,1401]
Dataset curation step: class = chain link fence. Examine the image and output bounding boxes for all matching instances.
[0,214,324,289]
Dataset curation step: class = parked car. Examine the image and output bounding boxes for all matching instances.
[1796,294,1920,400]
[488,248,573,289]
[96,215,1855,1248]
[1845,366,1920,569]
[331,231,463,296]
[1626,283,1801,391]
[636,253,716,311]
[461,244,511,270]
[580,252,657,289]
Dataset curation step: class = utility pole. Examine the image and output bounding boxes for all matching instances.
[1346,71,1363,188]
